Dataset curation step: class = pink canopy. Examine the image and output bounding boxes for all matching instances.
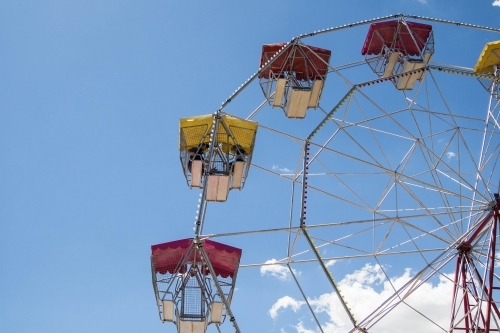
[151,238,242,278]
[258,43,331,81]
[361,20,432,56]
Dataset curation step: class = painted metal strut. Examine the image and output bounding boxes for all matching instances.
[450,194,500,333]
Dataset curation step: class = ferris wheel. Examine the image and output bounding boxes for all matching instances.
[151,14,500,333]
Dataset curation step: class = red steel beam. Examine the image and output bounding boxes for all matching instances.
[451,194,499,333]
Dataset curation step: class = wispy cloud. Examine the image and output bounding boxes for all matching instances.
[293,321,317,333]
[417,0,428,4]
[446,151,456,161]
[272,164,292,173]
[269,296,305,319]
[494,0,500,6]
[325,259,336,268]
[260,259,299,281]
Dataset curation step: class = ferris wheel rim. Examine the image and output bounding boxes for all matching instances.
[164,15,500,333]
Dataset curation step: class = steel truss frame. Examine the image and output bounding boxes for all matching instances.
[186,13,500,333]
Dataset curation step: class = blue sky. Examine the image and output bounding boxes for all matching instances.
[2,1,500,333]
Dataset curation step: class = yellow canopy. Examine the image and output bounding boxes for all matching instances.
[179,113,258,153]
[474,40,500,74]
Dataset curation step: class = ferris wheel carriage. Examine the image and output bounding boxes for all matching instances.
[362,20,434,90]
[258,42,331,118]
[180,114,258,202]
[151,239,242,333]
[474,40,500,99]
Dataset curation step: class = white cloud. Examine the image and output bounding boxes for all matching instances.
[269,296,305,319]
[494,0,500,6]
[293,321,317,333]
[446,151,456,161]
[269,263,453,333]
[260,259,299,281]
[341,262,385,286]
[417,0,427,4]
[325,260,336,268]
[272,164,292,173]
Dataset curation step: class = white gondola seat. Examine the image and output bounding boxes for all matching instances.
[396,60,425,90]
[231,161,245,189]
[191,160,203,187]
[307,80,324,108]
[210,302,224,324]
[273,78,287,107]
[286,86,312,118]
[161,300,175,322]
[396,53,431,90]
[383,52,401,78]
[206,175,229,202]
[178,320,207,333]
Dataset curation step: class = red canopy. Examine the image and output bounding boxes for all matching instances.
[151,238,242,278]
[361,20,433,56]
[258,43,331,81]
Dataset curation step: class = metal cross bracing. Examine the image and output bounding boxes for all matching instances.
[448,73,500,333]
[184,14,500,333]
[280,69,499,331]
[185,115,243,333]
[450,198,500,333]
